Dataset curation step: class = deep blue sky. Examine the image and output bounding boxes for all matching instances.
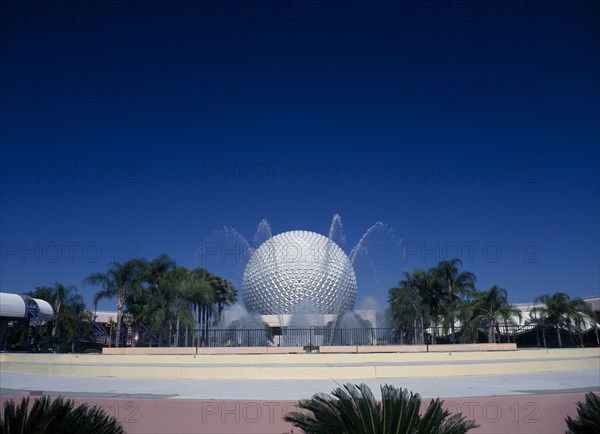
[1,0,598,311]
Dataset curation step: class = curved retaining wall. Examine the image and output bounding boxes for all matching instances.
[1,348,598,380]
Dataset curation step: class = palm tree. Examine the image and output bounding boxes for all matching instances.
[1,396,124,434]
[565,392,600,434]
[284,383,478,434]
[136,255,178,343]
[184,268,215,346]
[565,298,598,347]
[472,285,521,343]
[534,292,595,348]
[49,283,78,337]
[529,305,548,348]
[27,283,92,348]
[388,271,425,344]
[163,265,193,346]
[420,268,449,344]
[436,259,476,343]
[210,275,237,325]
[535,293,567,347]
[84,258,146,347]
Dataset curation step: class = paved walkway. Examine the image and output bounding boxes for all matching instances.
[2,367,598,400]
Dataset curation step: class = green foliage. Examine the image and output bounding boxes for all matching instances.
[25,283,93,350]
[85,255,235,348]
[0,396,125,434]
[209,275,237,324]
[565,392,600,434]
[85,258,147,346]
[470,285,521,343]
[284,383,478,434]
[534,292,595,347]
[388,266,451,344]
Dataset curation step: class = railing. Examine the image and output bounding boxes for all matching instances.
[7,324,593,353]
[102,324,599,349]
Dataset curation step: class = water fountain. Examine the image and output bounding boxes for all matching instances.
[202,215,399,347]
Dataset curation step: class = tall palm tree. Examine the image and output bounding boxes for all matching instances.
[209,275,237,325]
[84,258,147,347]
[49,283,78,337]
[436,259,476,343]
[472,285,521,343]
[388,271,425,344]
[421,268,449,344]
[135,256,198,346]
[164,265,193,346]
[529,306,547,348]
[27,283,91,342]
[184,268,215,346]
[389,268,448,344]
[1,396,124,434]
[533,292,595,348]
[284,383,478,434]
[535,293,568,347]
[566,298,598,347]
[136,255,176,339]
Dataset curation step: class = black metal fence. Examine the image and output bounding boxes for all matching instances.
[98,324,599,349]
[7,322,596,353]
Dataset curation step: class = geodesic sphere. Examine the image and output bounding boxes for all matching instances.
[242,230,357,315]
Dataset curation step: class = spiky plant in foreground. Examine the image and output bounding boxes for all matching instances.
[565,392,600,434]
[284,383,478,434]
[0,396,125,434]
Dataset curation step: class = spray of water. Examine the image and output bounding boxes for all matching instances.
[328,213,346,246]
[252,219,272,248]
[200,215,397,335]
[349,221,394,264]
[325,221,393,338]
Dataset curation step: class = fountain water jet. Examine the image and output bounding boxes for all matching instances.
[200,215,399,342]
[328,213,346,247]
[252,219,272,248]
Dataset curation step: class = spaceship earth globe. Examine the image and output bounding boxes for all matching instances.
[242,230,357,315]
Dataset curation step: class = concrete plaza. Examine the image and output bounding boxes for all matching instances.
[1,347,599,433]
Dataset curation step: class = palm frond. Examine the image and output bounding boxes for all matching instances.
[284,383,477,434]
[1,396,125,434]
[565,392,600,434]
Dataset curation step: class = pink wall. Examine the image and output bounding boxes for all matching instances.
[1,391,593,433]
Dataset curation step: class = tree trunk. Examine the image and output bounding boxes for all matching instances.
[175,317,180,347]
[115,296,124,348]
[192,303,198,347]
[449,284,455,344]
[200,306,205,346]
[595,325,599,346]
[52,305,60,337]
[556,322,562,347]
[542,326,547,348]
[201,306,206,346]
[413,318,417,345]
[205,306,210,345]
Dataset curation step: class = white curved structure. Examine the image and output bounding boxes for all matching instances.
[0,292,54,322]
[242,230,357,315]
[0,293,27,318]
[31,298,54,322]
